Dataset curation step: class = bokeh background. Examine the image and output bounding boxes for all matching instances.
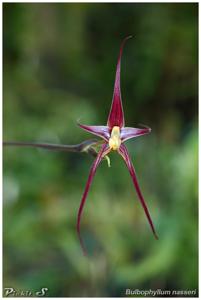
[3,3,198,297]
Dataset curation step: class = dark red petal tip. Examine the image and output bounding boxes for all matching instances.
[107,36,133,129]
[118,144,158,239]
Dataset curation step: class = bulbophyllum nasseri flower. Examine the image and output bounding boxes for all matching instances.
[4,36,158,256]
[78,36,158,255]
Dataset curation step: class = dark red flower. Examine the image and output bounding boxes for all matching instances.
[78,36,158,255]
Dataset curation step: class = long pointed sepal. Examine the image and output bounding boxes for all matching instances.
[107,36,132,129]
[77,143,110,255]
[118,144,158,239]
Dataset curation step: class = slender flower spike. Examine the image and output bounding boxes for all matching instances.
[78,36,158,255]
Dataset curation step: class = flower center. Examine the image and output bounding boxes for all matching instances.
[109,126,121,150]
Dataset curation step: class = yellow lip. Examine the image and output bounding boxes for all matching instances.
[109,126,121,150]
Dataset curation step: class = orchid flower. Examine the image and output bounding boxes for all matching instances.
[78,36,158,254]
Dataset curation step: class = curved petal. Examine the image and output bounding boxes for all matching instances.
[118,144,158,239]
[77,143,110,255]
[107,36,132,129]
[120,126,151,142]
[78,123,110,141]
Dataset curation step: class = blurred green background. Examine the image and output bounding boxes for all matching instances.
[3,3,198,297]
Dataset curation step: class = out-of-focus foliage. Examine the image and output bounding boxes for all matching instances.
[3,3,198,297]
